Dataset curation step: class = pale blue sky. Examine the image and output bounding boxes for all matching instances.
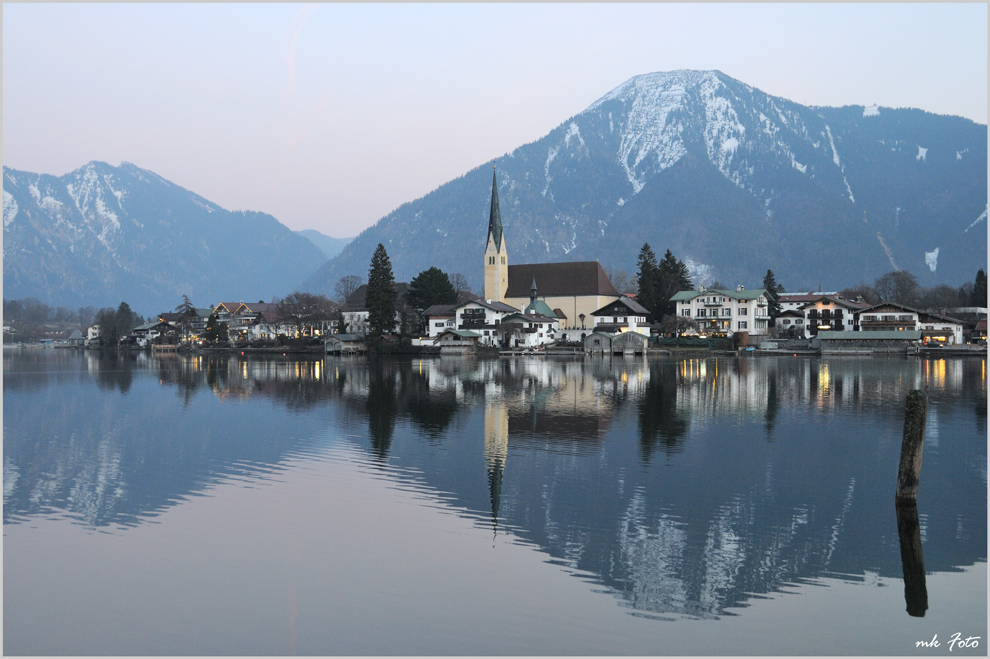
[3,3,986,238]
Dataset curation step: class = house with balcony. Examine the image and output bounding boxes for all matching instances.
[798,295,870,338]
[452,298,519,347]
[498,311,559,349]
[669,286,771,336]
[590,296,650,336]
[854,302,965,344]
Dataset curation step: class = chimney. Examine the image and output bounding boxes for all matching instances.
[736,284,744,291]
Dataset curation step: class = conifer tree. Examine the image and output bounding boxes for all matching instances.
[636,243,659,321]
[366,243,397,338]
[972,269,987,307]
[762,269,783,320]
[656,250,693,319]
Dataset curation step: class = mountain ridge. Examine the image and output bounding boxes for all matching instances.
[302,69,986,294]
[3,160,327,314]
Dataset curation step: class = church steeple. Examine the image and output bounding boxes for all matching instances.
[484,166,509,302]
[488,167,503,253]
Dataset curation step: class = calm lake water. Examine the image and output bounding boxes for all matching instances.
[3,348,986,655]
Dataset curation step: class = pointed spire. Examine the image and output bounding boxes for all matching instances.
[488,166,503,253]
[530,276,538,302]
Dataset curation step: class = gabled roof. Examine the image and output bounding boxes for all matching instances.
[436,329,482,339]
[779,292,838,304]
[776,309,805,318]
[670,288,767,302]
[453,298,519,313]
[342,283,411,312]
[423,304,456,317]
[504,262,619,298]
[327,333,364,342]
[797,295,869,310]
[916,310,966,325]
[591,297,649,316]
[552,308,567,320]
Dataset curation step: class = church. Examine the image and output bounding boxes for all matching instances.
[482,169,621,330]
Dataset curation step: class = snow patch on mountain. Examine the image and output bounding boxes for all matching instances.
[964,207,987,233]
[564,122,585,149]
[3,191,18,228]
[683,258,714,287]
[863,105,880,117]
[917,146,928,162]
[791,156,807,174]
[824,125,841,167]
[925,248,939,272]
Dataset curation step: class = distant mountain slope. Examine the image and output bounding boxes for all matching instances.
[295,229,354,260]
[302,70,986,294]
[3,161,327,314]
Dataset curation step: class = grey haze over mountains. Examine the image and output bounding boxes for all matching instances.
[303,69,987,294]
[3,161,327,314]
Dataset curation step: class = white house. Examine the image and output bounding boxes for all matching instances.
[669,286,771,336]
[590,296,650,336]
[797,295,870,338]
[856,302,966,344]
[499,312,559,349]
[452,299,519,347]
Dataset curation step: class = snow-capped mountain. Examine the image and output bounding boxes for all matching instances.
[3,161,327,313]
[304,70,986,293]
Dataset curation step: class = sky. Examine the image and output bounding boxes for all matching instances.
[3,3,987,239]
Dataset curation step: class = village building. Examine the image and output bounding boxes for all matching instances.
[590,296,650,335]
[796,294,870,338]
[423,304,458,339]
[325,333,367,354]
[774,309,806,337]
[451,298,518,347]
[341,283,411,335]
[433,328,483,353]
[669,286,771,336]
[499,311,559,349]
[583,331,614,354]
[481,169,621,329]
[855,302,966,344]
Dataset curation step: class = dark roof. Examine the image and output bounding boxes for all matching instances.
[423,304,456,317]
[454,299,518,313]
[488,169,503,253]
[797,295,869,310]
[342,283,410,312]
[505,262,619,298]
[777,309,805,318]
[591,297,649,316]
[552,308,567,320]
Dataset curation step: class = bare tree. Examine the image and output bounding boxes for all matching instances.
[334,275,364,305]
[873,271,920,306]
[659,314,698,337]
[448,272,471,295]
[276,292,339,337]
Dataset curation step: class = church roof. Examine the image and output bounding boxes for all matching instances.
[488,168,503,253]
[505,262,619,298]
[524,298,558,318]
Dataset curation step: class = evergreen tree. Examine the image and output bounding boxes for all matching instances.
[204,313,221,342]
[366,243,398,338]
[972,269,987,307]
[636,243,659,321]
[762,269,783,320]
[655,250,693,319]
[406,267,457,311]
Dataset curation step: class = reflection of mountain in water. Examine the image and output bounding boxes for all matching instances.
[3,350,985,619]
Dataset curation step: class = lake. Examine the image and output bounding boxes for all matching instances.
[3,348,986,655]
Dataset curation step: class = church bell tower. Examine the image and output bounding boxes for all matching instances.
[484,167,509,303]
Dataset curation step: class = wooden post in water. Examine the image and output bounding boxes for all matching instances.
[895,502,928,617]
[895,390,927,502]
